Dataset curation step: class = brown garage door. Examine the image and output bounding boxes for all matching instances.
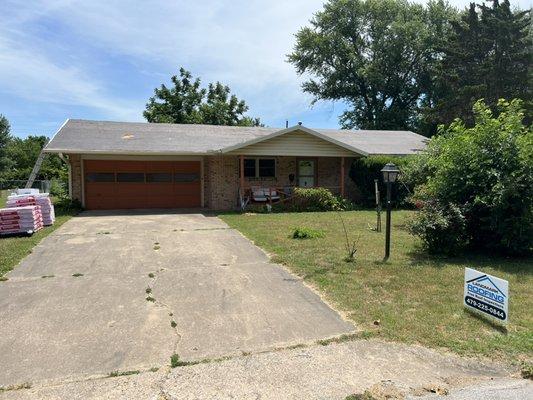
[84,160,201,210]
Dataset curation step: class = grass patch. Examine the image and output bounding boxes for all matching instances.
[108,370,140,377]
[0,382,32,392]
[0,197,80,278]
[291,227,324,239]
[220,210,533,363]
[170,354,199,368]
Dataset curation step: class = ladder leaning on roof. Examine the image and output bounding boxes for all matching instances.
[25,139,49,189]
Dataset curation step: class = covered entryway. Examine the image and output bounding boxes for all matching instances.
[84,160,201,210]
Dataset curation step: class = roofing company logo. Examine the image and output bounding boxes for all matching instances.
[464,268,509,323]
[466,274,506,304]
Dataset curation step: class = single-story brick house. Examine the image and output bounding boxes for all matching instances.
[44,119,427,210]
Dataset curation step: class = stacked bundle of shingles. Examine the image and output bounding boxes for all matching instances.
[6,193,55,226]
[0,206,43,235]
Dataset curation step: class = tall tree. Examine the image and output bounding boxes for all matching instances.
[144,68,261,126]
[0,115,13,176]
[288,0,455,133]
[426,0,531,129]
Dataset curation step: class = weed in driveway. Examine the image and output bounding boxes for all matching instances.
[170,354,198,368]
[146,296,155,302]
[153,245,161,250]
[0,382,32,392]
[145,287,152,294]
[97,231,111,235]
[148,272,155,278]
[41,275,55,279]
[72,273,84,277]
[108,370,140,377]
[171,320,177,328]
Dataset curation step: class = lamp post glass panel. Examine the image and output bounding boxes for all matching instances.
[381,163,400,260]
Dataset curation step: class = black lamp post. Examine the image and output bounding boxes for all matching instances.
[381,163,400,261]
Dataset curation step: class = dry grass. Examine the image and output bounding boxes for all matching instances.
[220,210,532,363]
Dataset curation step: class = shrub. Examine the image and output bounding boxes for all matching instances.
[408,200,467,254]
[291,227,325,239]
[406,99,532,255]
[292,187,346,211]
[349,155,412,208]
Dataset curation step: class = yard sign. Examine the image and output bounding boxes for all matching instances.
[464,268,509,323]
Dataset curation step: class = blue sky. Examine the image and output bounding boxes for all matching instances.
[1,0,531,138]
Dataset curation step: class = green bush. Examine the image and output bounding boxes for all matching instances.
[291,227,325,239]
[349,155,412,208]
[291,187,347,211]
[406,99,532,255]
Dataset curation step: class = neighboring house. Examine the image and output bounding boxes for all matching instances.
[44,119,427,210]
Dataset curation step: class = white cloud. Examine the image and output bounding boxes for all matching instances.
[1,0,531,128]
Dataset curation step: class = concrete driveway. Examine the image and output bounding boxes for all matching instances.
[0,211,354,387]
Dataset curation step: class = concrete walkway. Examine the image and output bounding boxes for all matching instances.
[0,211,353,387]
[1,339,524,400]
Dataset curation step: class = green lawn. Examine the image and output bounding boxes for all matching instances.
[220,210,532,364]
[0,191,79,277]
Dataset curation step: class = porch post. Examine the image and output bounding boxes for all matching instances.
[340,157,345,197]
[240,155,245,194]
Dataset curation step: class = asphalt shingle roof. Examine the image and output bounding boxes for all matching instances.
[45,119,428,156]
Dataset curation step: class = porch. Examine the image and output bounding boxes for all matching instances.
[236,155,351,210]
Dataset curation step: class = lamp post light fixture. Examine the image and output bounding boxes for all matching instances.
[381,163,400,261]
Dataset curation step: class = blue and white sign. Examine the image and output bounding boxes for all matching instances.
[464,268,509,323]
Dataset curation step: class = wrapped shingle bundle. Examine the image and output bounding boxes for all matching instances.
[0,206,43,234]
[6,193,55,226]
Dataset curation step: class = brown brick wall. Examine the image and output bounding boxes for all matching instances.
[203,155,360,210]
[67,154,82,203]
[66,154,360,210]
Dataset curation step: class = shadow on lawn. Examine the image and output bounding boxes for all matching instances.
[405,248,532,274]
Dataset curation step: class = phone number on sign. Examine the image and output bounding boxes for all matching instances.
[465,296,506,320]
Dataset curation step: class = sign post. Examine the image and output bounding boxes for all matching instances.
[464,268,509,323]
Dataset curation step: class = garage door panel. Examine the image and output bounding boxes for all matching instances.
[84,160,201,210]
[114,161,146,172]
[146,161,175,171]
[84,160,116,171]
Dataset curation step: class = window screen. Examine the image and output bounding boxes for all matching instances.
[85,173,115,182]
[244,159,256,177]
[174,173,200,182]
[116,173,145,182]
[258,159,275,177]
[146,173,172,183]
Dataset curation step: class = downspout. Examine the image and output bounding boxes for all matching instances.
[58,153,72,199]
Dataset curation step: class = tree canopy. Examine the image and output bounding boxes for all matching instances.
[289,0,531,136]
[426,0,531,130]
[288,0,455,132]
[0,115,12,174]
[144,68,261,126]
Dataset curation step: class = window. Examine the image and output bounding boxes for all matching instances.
[86,173,115,182]
[243,159,256,177]
[174,173,200,182]
[146,173,172,183]
[243,158,276,178]
[116,173,145,182]
[258,159,275,177]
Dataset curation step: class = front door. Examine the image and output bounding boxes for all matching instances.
[298,159,315,187]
